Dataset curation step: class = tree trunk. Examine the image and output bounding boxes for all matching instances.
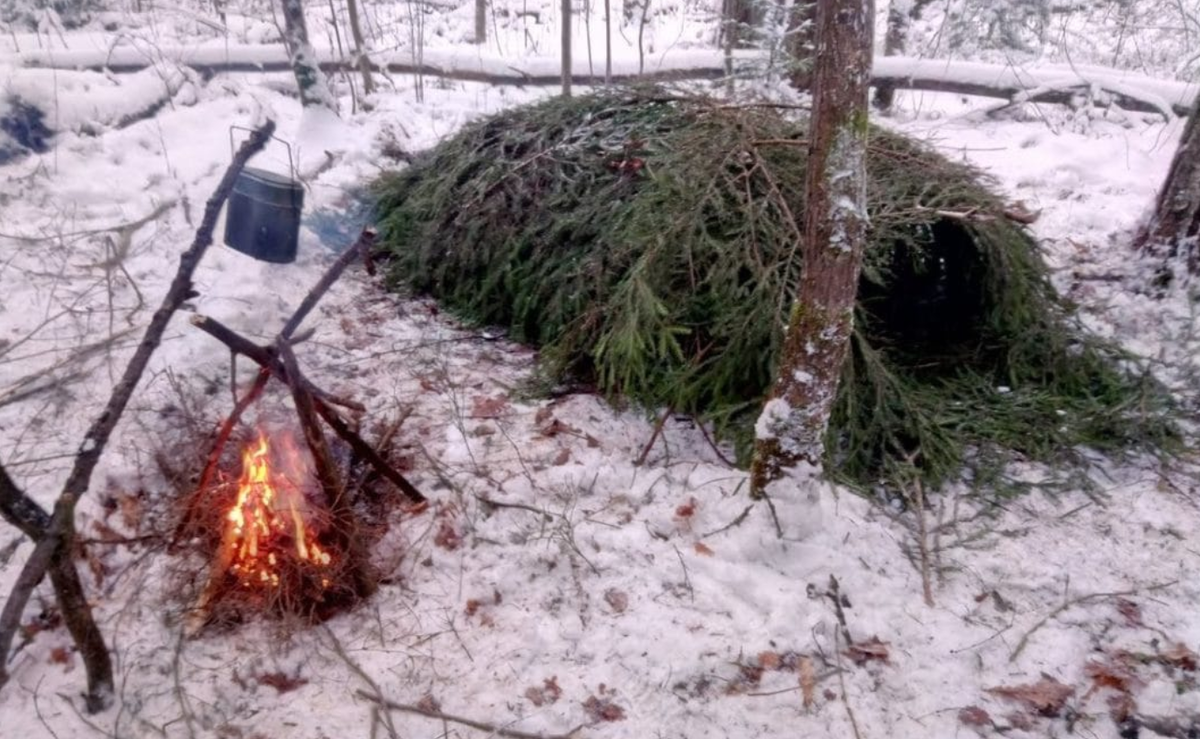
[604,0,612,84]
[561,0,572,96]
[345,0,376,96]
[474,0,487,44]
[1137,88,1200,277]
[281,0,337,110]
[751,0,874,494]
[874,0,909,109]
[720,0,763,49]
[785,0,815,90]
[874,0,934,110]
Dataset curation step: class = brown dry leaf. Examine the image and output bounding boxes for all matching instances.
[465,598,483,616]
[674,498,697,519]
[583,695,626,722]
[48,646,72,666]
[1160,642,1198,671]
[956,706,991,727]
[542,676,562,703]
[1085,658,1139,693]
[1115,598,1143,627]
[693,541,714,557]
[551,447,572,466]
[539,418,580,437]
[433,520,461,551]
[799,656,816,710]
[985,674,1075,716]
[758,651,781,670]
[534,406,554,425]
[604,589,629,614]
[470,394,509,418]
[255,672,308,694]
[844,636,890,666]
[525,686,548,707]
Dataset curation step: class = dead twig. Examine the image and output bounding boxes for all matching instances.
[356,690,584,739]
[1009,580,1178,662]
[834,632,865,739]
[635,406,672,466]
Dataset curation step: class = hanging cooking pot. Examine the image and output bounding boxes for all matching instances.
[223,127,304,264]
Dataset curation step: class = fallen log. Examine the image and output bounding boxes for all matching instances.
[7,46,1195,116]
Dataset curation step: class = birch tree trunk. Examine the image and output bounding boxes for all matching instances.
[1137,88,1200,277]
[750,0,874,495]
[281,0,338,110]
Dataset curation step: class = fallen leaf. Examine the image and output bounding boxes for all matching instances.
[1085,658,1139,693]
[1115,598,1143,627]
[758,651,781,670]
[844,636,890,666]
[528,676,563,706]
[552,447,571,466]
[583,695,626,722]
[799,656,816,710]
[534,406,554,425]
[986,674,1075,716]
[255,672,308,694]
[604,589,629,614]
[433,520,461,551]
[48,646,72,666]
[539,418,580,437]
[470,394,509,418]
[675,498,697,519]
[957,705,991,727]
[693,541,714,557]
[1160,642,1198,671]
[465,598,483,616]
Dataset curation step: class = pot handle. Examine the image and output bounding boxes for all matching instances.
[229,125,296,180]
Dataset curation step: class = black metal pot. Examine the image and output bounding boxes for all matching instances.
[223,166,305,264]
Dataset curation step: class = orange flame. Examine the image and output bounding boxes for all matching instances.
[223,430,331,588]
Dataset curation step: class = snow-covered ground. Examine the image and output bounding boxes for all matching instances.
[2,2,1199,738]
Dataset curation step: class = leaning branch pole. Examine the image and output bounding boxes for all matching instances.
[0,120,276,712]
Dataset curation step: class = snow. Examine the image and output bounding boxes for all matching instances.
[2,2,1200,738]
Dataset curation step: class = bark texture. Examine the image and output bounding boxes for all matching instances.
[281,0,337,109]
[751,0,873,494]
[1137,88,1200,276]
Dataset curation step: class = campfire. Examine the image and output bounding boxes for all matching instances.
[172,229,425,631]
[218,428,332,590]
